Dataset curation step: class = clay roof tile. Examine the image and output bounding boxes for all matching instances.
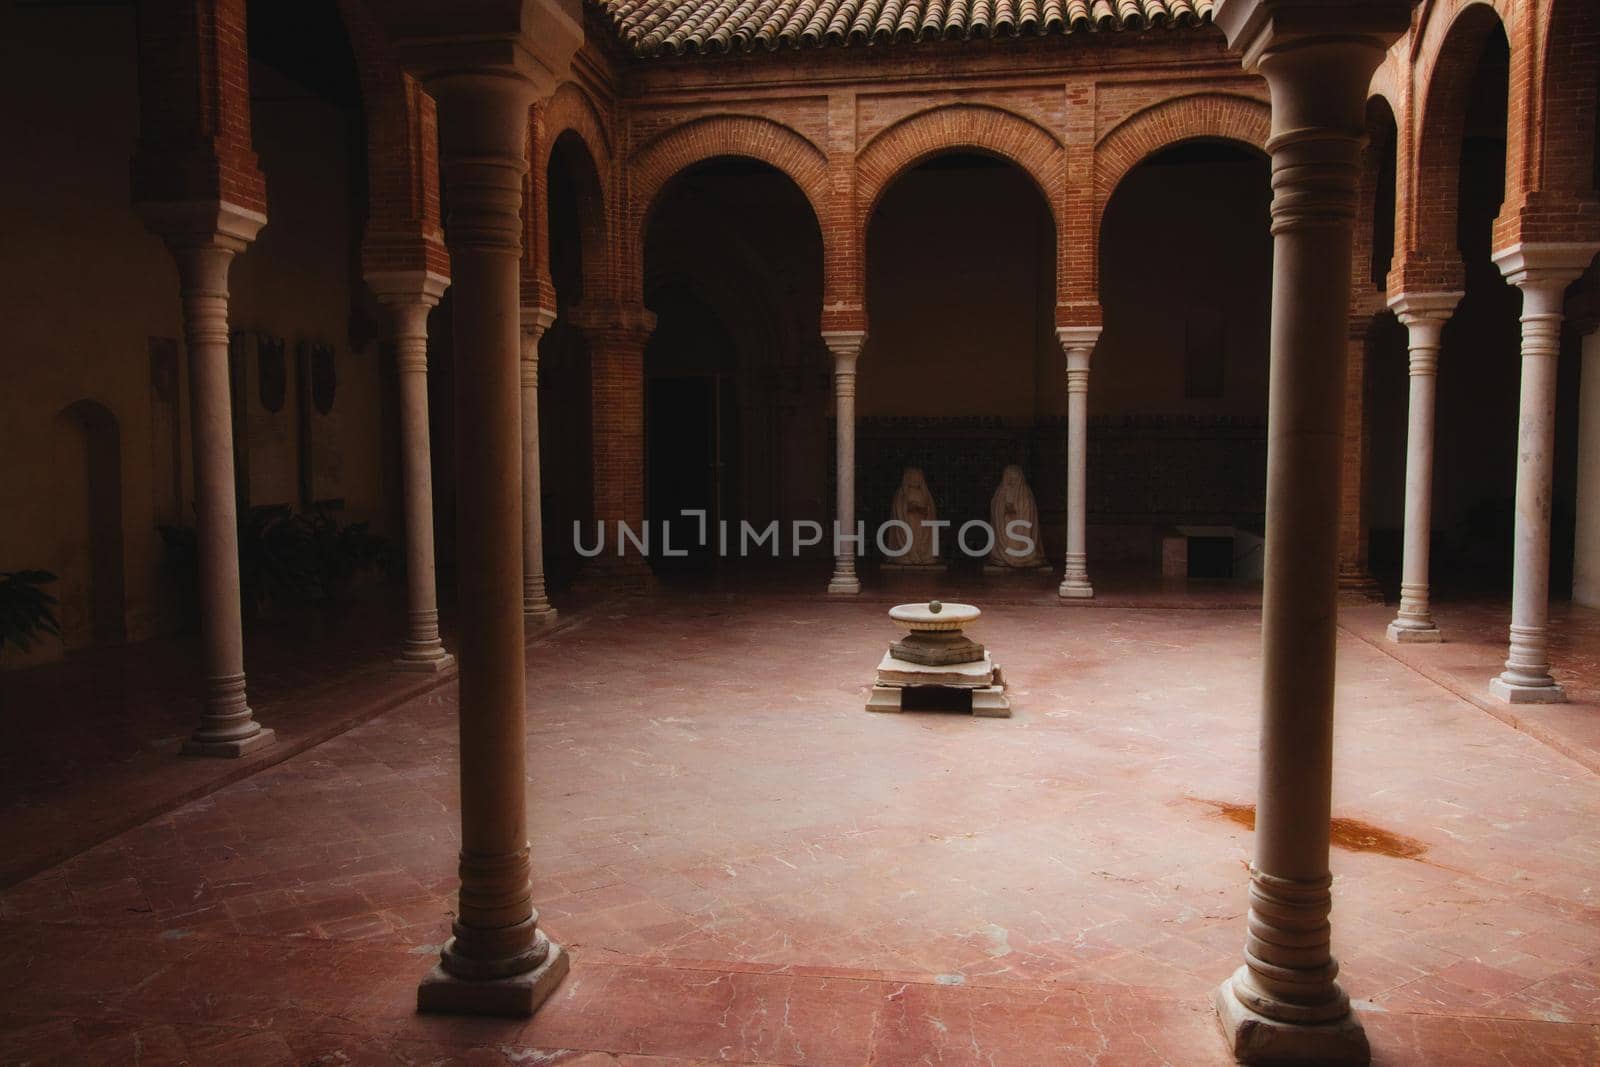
[595,0,1211,56]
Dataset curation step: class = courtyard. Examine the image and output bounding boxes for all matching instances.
[3,585,1597,1064]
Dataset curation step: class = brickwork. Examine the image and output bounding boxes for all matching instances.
[1089,91,1271,296]
[526,80,617,311]
[337,0,447,279]
[855,102,1067,309]
[130,1,1593,589]
[130,0,265,213]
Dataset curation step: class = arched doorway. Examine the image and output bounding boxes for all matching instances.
[860,152,1057,569]
[56,400,125,648]
[1097,141,1273,580]
[539,130,606,584]
[642,158,826,573]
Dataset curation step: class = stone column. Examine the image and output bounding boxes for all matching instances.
[520,306,557,624]
[414,73,566,1017]
[370,271,455,671]
[142,202,275,758]
[1384,292,1461,643]
[1211,2,1409,1063]
[1575,305,1600,609]
[1487,242,1598,703]
[574,303,656,588]
[1057,326,1099,600]
[1336,317,1383,602]
[823,329,865,595]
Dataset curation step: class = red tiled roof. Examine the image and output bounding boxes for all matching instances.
[599,0,1216,57]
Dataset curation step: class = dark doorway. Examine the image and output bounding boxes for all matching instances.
[648,376,736,566]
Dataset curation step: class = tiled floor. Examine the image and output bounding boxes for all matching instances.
[1,588,1597,1065]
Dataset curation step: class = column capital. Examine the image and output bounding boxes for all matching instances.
[1215,1,1413,75]
[375,0,583,103]
[821,329,867,364]
[519,306,556,381]
[367,269,451,310]
[138,199,266,256]
[1055,325,1102,357]
[1387,290,1463,327]
[521,304,558,337]
[1492,242,1600,294]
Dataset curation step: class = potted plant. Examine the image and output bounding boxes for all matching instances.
[0,570,62,656]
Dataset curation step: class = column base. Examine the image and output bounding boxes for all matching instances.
[182,726,276,759]
[1058,581,1094,600]
[1489,675,1567,704]
[827,575,861,596]
[524,605,559,628]
[394,648,456,673]
[1214,971,1369,1066]
[574,557,655,593]
[417,939,568,1018]
[1386,621,1442,644]
[1336,575,1385,604]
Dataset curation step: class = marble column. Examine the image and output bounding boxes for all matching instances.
[1057,327,1099,600]
[1487,242,1598,703]
[1385,292,1461,643]
[520,306,557,624]
[1336,317,1383,602]
[370,270,455,671]
[142,202,275,758]
[1211,2,1409,1063]
[823,329,865,595]
[414,73,566,1017]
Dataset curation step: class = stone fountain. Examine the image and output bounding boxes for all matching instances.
[866,600,1009,716]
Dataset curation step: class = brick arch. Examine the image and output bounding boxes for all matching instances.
[1093,93,1269,212]
[1090,93,1269,291]
[624,114,834,308]
[535,84,614,309]
[540,82,614,173]
[629,114,830,234]
[1398,1,1508,291]
[853,104,1066,317]
[854,104,1065,227]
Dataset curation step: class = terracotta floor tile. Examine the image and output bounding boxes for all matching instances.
[1,590,1597,1063]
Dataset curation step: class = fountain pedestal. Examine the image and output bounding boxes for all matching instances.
[867,601,1009,717]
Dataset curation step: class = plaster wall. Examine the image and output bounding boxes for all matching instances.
[0,9,383,666]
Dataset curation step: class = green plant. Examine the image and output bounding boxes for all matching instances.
[0,570,62,653]
[159,505,392,620]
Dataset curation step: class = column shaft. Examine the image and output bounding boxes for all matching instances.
[823,330,865,595]
[1209,7,1412,1058]
[1487,245,1595,703]
[373,275,454,671]
[1386,294,1459,643]
[416,75,565,1017]
[521,308,557,622]
[151,207,274,759]
[1058,327,1099,600]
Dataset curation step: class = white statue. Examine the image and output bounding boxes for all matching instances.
[887,467,942,566]
[988,464,1046,568]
